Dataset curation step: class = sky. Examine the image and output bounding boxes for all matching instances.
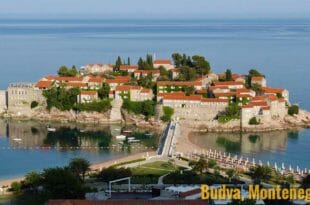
[1,0,310,19]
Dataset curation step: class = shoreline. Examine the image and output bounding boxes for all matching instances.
[0,151,156,188]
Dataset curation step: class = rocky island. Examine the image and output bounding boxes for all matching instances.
[0,53,309,132]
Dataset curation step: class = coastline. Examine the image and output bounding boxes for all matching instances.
[0,151,156,188]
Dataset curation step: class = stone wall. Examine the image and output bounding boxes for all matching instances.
[163,100,227,121]
[7,83,45,115]
[0,90,7,113]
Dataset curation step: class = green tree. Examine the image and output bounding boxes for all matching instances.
[172,53,182,67]
[184,86,195,96]
[225,69,233,81]
[98,83,110,99]
[57,65,78,77]
[249,117,260,125]
[161,106,174,122]
[42,167,85,199]
[43,87,80,111]
[127,57,131,65]
[288,105,299,116]
[31,101,39,109]
[115,56,122,70]
[179,66,196,81]
[189,157,208,174]
[250,165,272,182]
[192,55,211,75]
[69,158,90,182]
[159,66,169,77]
[23,171,43,193]
[207,159,217,169]
[302,174,310,188]
[10,181,22,195]
[226,169,237,183]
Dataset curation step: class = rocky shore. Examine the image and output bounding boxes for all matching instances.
[184,110,310,133]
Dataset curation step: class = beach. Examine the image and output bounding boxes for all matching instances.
[0,151,156,189]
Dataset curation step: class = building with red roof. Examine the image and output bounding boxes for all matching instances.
[134,70,160,81]
[153,59,174,70]
[114,85,153,101]
[119,65,138,73]
[77,90,98,103]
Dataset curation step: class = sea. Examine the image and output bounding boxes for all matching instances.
[0,18,309,179]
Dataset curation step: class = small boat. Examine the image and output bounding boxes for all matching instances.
[127,137,135,141]
[80,130,86,133]
[145,133,153,137]
[13,138,22,142]
[47,127,56,132]
[114,128,121,131]
[115,135,126,140]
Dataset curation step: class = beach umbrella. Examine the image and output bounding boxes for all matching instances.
[289,165,292,172]
[274,163,278,170]
[282,163,285,170]
[267,161,270,167]
[259,160,262,166]
[252,158,255,166]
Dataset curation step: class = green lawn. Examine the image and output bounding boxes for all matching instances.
[131,161,177,176]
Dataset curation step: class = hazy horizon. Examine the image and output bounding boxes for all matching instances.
[1,0,310,19]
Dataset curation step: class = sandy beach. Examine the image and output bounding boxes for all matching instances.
[0,151,156,189]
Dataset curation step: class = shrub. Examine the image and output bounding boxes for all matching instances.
[288,105,299,116]
[30,101,39,109]
[122,100,155,118]
[160,106,174,122]
[10,181,22,194]
[74,100,111,113]
[249,117,260,125]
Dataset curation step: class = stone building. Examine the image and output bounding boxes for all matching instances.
[114,85,153,101]
[251,76,267,87]
[77,91,98,103]
[134,70,160,81]
[160,92,228,121]
[0,90,7,113]
[83,64,113,74]
[7,83,45,114]
[153,59,174,70]
[119,65,138,73]
[240,95,287,127]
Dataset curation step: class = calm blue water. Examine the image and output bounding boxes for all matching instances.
[0,119,158,180]
[0,18,310,178]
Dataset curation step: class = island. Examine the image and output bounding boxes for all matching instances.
[0,53,309,133]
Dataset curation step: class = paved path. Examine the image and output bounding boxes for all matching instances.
[109,99,123,122]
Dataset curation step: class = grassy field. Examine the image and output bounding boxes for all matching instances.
[131,161,177,176]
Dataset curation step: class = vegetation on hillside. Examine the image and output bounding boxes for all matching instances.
[122,99,156,119]
[288,105,299,116]
[160,106,174,122]
[43,87,80,111]
[74,99,111,113]
[58,65,78,77]
[218,103,241,123]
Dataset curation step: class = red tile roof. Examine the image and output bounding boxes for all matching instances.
[88,76,104,83]
[154,59,172,64]
[252,76,265,81]
[214,92,236,97]
[80,91,97,95]
[209,86,229,91]
[134,70,160,74]
[36,80,53,89]
[115,85,141,91]
[157,81,201,86]
[214,81,244,86]
[106,76,131,84]
[261,87,284,94]
[236,88,252,93]
[119,65,138,70]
